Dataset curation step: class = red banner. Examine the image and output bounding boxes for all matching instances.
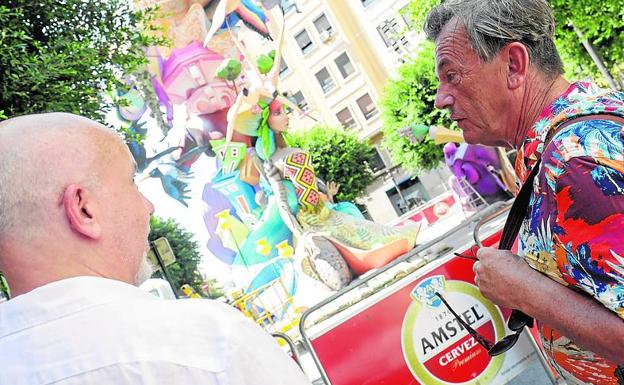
[308,231,552,385]
[394,191,459,228]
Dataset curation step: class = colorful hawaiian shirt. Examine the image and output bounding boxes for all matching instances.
[516,81,624,385]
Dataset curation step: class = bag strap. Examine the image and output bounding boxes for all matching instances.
[499,113,624,250]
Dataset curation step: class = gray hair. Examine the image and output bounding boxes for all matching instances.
[424,0,564,77]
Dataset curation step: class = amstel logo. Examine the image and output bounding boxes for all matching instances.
[401,276,506,385]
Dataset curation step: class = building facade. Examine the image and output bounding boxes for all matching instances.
[247,0,451,223]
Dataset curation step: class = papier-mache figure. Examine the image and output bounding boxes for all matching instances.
[400,123,518,207]
[443,143,512,205]
[123,0,420,295]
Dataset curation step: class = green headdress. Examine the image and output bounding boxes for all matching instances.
[255,99,276,161]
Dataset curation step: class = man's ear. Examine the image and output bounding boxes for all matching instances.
[505,42,530,90]
[62,184,102,239]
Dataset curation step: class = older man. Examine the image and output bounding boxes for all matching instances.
[425,1,624,384]
[0,113,310,385]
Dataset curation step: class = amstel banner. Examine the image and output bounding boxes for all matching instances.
[309,250,556,385]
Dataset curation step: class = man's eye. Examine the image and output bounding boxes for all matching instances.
[446,72,459,84]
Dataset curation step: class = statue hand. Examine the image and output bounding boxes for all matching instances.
[326,181,340,202]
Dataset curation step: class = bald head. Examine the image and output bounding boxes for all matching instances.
[0,113,154,295]
[0,113,124,240]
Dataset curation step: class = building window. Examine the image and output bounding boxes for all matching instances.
[377,23,391,47]
[291,90,309,111]
[377,18,410,55]
[357,93,378,120]
[386,177,428,215]
[399,5,413,29]
[278,58,289,77]
[377,18,400,47]
[313,13,333,41]
[282,0,299,14]
[369,148,386,172]
[295,29,314,54]
[336,107,356,130]
[356,203,373,221]
[334,52,355,78]
[315,67,336,93]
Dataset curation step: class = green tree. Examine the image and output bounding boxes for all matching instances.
[149,217,206,296]
[401,0,440,31]
[381,41,451,172]
[0,1,164,122]
[287,126,376,202]
[202,276,225,300]
[0,273,9,300]
[550,0,624,84]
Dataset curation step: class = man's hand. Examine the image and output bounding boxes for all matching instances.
[473,247,537,310]
[473,247,624,364]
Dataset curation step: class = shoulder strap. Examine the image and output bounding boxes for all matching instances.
[499,114,624,250]
[498,159,540,250]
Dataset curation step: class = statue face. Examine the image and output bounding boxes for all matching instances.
[267,104,290,133]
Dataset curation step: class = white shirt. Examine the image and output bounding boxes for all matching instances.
[0,277,310,385]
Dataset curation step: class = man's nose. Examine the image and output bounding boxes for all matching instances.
[434,87,454,110]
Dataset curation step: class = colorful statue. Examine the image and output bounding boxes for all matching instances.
[400,123,519,198]
[443,143,512,204]
[204,4,419,288]
[255,102,420,277]
[119,1,421,304]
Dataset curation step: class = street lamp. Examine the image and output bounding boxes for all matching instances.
[147,237,178,299]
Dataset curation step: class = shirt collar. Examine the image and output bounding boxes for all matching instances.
[0,276,153,337]
[514,80,604,181]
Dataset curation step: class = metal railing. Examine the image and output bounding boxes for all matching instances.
[232,276,299,334]
[473,200,513,247]
[271,332,303,369]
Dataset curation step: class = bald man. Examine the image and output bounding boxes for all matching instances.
[0,113,310,385]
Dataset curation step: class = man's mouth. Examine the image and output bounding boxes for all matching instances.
[450,114,464,122]
[453,118,466,127]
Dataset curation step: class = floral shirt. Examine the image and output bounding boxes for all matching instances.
[516,81,624,385]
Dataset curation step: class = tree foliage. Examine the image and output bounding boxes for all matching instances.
[287,126,376,202]
[149,217,206,297]
[0,1,164,122]
[401,0,440,32]
[381,41,450,172]
[550,0,624,84]
[202,276,225,300]
[0,274,9,300]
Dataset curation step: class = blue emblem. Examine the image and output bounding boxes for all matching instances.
[411,276,445,308]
